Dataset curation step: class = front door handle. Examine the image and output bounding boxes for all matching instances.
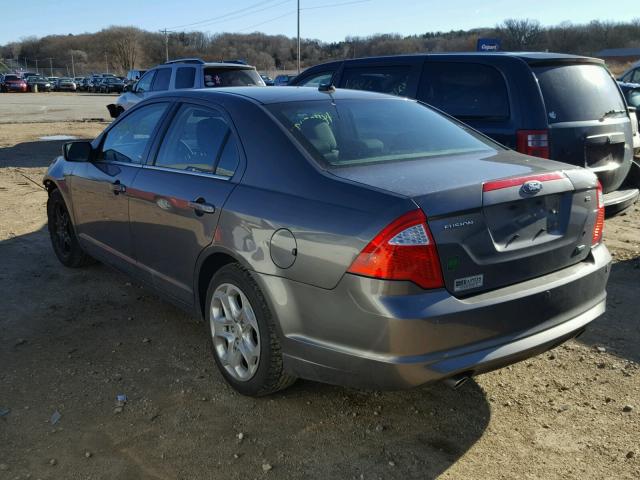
[188,197,215,214]
[111,180,126,195]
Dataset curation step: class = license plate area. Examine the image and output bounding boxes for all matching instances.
[484,193,571,252]
[585,141,624,169]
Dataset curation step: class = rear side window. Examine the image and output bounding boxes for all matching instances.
[419,62,510,119]
[154,104,239,177]
[534,64,626,123]
[136,71,155,93]
[152,68,172,91]
[175,67,196,89]
[341,66,411,96]
[203,68,264,87]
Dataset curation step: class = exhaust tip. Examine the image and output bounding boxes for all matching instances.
[443,374,470,390]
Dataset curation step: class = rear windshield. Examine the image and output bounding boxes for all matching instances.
[267,98,499,167]
[203,68,264,87]
[534,64,626,123]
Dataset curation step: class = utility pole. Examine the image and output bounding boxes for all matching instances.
[161,29,169,62]
[24,57,27,71]
[49,58,53,77]
[35,58,38,74]
[71,52,75,78]
[105,52,109,74]
[66,64,70,77]
[297,0,300,74]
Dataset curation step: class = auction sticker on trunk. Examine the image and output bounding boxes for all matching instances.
[454,274,484,292]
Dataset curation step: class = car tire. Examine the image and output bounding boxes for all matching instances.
[47,189,95,268]
[205,263,296,396]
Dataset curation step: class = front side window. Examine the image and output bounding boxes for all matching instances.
[175,67,196,89]
[136,71,156,93]
[298,71,334,87]
[152,68,172,91]
[154,104,239,177]
[534,64,626,123]
[267,98,498,167]
[341,66,411,96]
[419,62,510,119]
[631,69,640,84]
[99,103,168,164]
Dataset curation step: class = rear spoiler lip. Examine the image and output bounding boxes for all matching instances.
[482,172,566,192]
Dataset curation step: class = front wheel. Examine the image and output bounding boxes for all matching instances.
[47,189,94,267]
[205,263,296,396]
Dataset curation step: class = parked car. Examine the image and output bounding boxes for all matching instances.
[108,58,264,118]
[292,53,639,214]
[618,62,640,84]
[1,74,27,92]
[22,72,38,80]
[74,77,84,88]
[47,76,59,84]
[99,76,125,94]
[55,77,77,92]
[274,74,295,86]
[26,75,52,92]
[89,77,105,93]
[618,81,640,188]
[260,74,275,86]
[44,87,610,396]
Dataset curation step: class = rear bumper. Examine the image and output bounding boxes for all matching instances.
[604,188,639,216]
[257,244,611,389]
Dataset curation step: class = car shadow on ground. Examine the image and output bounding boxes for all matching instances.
[0,226,491,479]
[0,140,84,168]
[578,256,640,364]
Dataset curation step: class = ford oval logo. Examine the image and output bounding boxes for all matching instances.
[522,180,543,195]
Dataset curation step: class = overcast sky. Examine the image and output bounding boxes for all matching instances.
[1,0,638,45]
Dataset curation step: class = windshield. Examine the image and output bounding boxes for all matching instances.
[203,68,264,87]
[267,98,499,167]
[534,64,626,123]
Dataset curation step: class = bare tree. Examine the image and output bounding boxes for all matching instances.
[497,19,544,50]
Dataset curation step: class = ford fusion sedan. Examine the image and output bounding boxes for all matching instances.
[44,87,610,396]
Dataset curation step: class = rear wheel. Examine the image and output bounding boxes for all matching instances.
[205,263,296,396]
[47,189,94,267]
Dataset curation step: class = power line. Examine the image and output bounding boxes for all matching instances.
[239,11,296,32]
[167,0,283,30]
[301,0,370,11]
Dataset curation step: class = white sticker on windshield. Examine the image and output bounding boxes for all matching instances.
[454,274,484,292]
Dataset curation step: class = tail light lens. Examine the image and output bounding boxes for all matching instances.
[517,130,549,159]
[347,209,444,289]
[592,181,605,247]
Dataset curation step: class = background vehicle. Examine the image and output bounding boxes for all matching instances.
[26,75,52,92]
[47,76,59,84]
[618,62,640,83]
[260,74,274,86]
[274,74,295,86]
[292,52,639,214]
[109,58,264,117]
[1,74,27,92]
[54,77,77,92]
[45,87,609,397]
[618,81,640,188]
[89,77,105,93]
[125,68,146,87]
[99,76,125,93]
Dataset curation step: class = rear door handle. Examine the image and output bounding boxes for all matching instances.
[188,198,215,214]
[111,180,126,195]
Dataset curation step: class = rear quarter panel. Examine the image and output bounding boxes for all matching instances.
[210,97,415,289]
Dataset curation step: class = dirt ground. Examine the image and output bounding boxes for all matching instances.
[0,122,638,480]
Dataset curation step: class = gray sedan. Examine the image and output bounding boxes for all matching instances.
[43,87,610,396]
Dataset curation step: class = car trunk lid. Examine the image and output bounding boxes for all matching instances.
[331,150,599,296]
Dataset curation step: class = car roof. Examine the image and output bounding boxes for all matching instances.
[152,86,398,104]
[302,51,603,71]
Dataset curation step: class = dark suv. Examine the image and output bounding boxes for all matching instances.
[292,53,639,213]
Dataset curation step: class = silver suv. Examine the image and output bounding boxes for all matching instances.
[108,58,265,118]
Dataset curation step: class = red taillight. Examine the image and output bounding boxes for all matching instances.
[517,130,549,159]
[592,181,605,247]
[347,209,444,289]
[483,171,565,192]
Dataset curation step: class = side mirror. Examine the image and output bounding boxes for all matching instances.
[63,141,93,162]
[123,84,131,92]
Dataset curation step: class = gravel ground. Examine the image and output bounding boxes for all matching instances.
[0,92,114,123]
[0,122,638,480]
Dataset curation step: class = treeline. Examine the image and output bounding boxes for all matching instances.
[1,18,640,76]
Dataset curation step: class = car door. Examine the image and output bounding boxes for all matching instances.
[128,102,242,306]
[69,102,171,273]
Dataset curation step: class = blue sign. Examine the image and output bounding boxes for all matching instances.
[477,38,501,52]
